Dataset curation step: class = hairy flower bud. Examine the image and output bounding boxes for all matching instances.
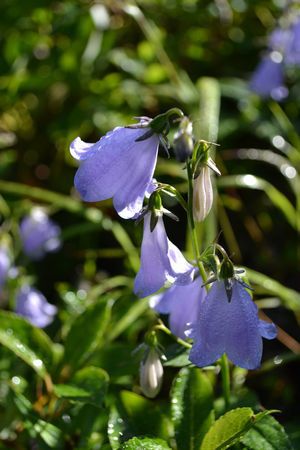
[140,347,163,398]
[193,165,213,222]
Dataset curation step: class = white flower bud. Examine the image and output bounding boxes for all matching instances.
[140,347,163,398]
[193,165,213,222]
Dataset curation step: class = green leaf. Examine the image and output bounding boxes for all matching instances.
[171,367,214,450]
[119,391,171,441]
[0,311,54,379]
[245,268,300,312]
[63,299,112,372]
[12,391,62,448]
[120,437,171,449]
[163,344,191,367]
[217,175,297,229]
[200,407,254,450]
[201,408,277,450]
[241,415,293,450]
[54,366,109,407]
[107,297,150,341]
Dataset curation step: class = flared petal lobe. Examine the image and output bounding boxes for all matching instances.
[134,213,194,298]
[20,209,61,261]
[71,126,159,219]
[189,280,277,370]
[15,286,57,328]
[151,277,205,339]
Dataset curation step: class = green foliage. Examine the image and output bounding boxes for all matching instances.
[62,298,113,372]
[120,436,171,449]
[0,311,54,378]
[171,367,214,449]
[200,408,276,450]
[241,414,293,450]
[54,366,109,407]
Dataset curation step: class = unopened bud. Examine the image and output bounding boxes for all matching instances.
[173,117,194,162]
[140,347,163,398]
[193,166,213,222]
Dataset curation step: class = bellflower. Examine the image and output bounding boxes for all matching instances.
[70,123,160,219]
[189,279,277,370]
[285,19,300,65]
[150,277,205,339]
[249,55,287,101]
[0,247,10,288]
[15,285,57,328]
[134,213,195,298]
[20,209,61,261]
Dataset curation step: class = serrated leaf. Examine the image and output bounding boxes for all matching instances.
[0,311,54,378]
[63,299,112,372]
[171,367,214,450]
[241,415,293,450]
[120,437,171,449]
[200,407,254,450]
[54,366,109,407]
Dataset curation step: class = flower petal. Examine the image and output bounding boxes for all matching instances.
[134,214,194,297]
[222,281,262,370]
[189,280,264,370]
[134,214,169,298]
[73,127,159,219]
[258,320,277,340]
[70,137,98,161]
[167,240,195,285]
[152,277,204,339]
[15,286,57,328]
[250,56,288,101]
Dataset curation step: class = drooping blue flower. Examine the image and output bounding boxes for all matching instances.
[150,276,205,339]
[189,279,277,370]
[15,285,57,328]
[20,209,61,261]
[0,247,10,288]
[285,19,300,65]
[249,55,288,101]
[134,213,195,298]
[70,123,160,219]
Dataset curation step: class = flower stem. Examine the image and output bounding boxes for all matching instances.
[155,320,192,349]
[220,354,231,410]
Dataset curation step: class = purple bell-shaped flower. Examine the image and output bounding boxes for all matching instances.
[134,212,195,298]
[70,123,160,219]
[15,285,57,328]
[188,279,277,370]
[249,54,288,101]
[20,209,61,261]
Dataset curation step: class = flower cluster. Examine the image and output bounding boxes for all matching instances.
[250,14,300,100]
[0,209,60,328]
[70,111,277,397]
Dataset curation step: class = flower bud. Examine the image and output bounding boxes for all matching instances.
[173,117,194,162]
[193,165,213,222]
[140,347,163,398]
